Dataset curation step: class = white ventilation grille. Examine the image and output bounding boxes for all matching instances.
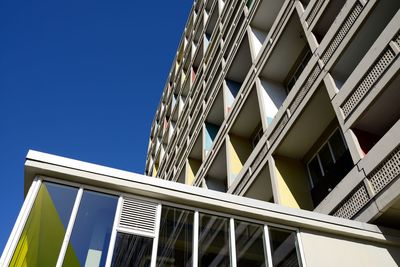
[118,197,158,234]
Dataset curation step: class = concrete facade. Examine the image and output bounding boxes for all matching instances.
[145,0,400,229]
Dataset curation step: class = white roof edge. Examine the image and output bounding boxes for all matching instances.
[24,150,400,243]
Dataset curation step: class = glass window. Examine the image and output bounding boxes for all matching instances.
[329,130,347,160]
[198,213,230,267]
[269,227,301,267]
[10,182,78,267]
[62,190,118,267]
[234,220,266,267]
[318,144,334,174]
[308,157,322,186]
[157,206,194,267]
[111,233,153,267]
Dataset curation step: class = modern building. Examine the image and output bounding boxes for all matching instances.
[1,150,400,266]
[145,0,400,229]
[2,0,400,266]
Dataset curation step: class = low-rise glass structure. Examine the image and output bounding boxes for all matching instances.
[2,150,400,266]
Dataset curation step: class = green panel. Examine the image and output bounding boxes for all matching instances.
[10,182,78,267]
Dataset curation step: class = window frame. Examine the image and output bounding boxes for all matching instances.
[307,127,348,189]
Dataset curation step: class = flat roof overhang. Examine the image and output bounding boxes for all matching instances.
[24,150,400,246]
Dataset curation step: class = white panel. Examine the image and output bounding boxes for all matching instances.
[119,197,158,235]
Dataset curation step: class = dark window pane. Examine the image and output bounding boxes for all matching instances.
[329,130,347,160]
[308,157,322,186]
[318,144,334,174]
[63,190,118,267]
[235,220,266,267]
[269,227,301,267]
[111,233,153,267]
[157,206,193,267]
[10,182,78,267]
[198,213,230,267]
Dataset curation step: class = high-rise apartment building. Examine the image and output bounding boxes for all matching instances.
[2,0,400,266]
[145,0,400,229]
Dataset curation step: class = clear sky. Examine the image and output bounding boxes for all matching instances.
[0,0,192,252]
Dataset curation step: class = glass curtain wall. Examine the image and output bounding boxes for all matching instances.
[198,213,230,267]
[157,206,194,267]
[111,233,153,267]
[234,220,266,267]
[62,190,118,267]
[9,182,118,267]
[9,180,303,267]
[10,182,78,267]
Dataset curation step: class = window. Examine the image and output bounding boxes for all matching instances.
[62,190,118,267]
[307,129,353,206]
[234,220,266,267]
[157,206,194,266]
[9,181,305,267]
[285,49,312,93]
[10,182,78,267]
[111,233,153,267]
[269,227,302,267]
[198,213,230,266]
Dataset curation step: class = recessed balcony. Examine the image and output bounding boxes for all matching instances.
[330,0,400,89]
[273,85,353,209]
[352,71,400,156]
[243,163,274,203]
[227,87,262,184]
[259,13,312,94]
[248,0,285,59]
[204,141,228,192]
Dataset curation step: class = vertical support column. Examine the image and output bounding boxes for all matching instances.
[1,178,42,266]
[105,196,123,267]
[193,210,199,267]
[150,203,162,267]
[296,230,307,267]
[229,218,237,267]
[56,187,84,267]
[263,225,273,267]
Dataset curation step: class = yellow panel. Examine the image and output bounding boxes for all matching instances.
[187,159,201,185]
[10,184,80,267]
[187,164,195,185]
[274,157,313,210]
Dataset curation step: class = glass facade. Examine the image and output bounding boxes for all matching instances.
[234,220,266,267]
[62,190,118,267]
[157,206,194,267]
[198,213,230,267]
[269,227,301,267]
[8,180,303,267]
[111,233,153,267]
[10,182,78,267]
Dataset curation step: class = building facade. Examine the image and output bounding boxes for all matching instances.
[2,0,400,266]
[145,0,400,228]
[1,151,400,266]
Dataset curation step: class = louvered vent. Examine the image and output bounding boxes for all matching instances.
[118,197,158,234]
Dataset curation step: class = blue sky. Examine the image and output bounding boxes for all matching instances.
[0,0,192,252]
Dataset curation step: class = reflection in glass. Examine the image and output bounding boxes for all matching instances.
[234,220,266,267]
[111,233,153,267]
[269,227,301,267]
[198,213,230,267]
[10,182,78,267]
[157,206,193,267]
[62,190,118,267]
